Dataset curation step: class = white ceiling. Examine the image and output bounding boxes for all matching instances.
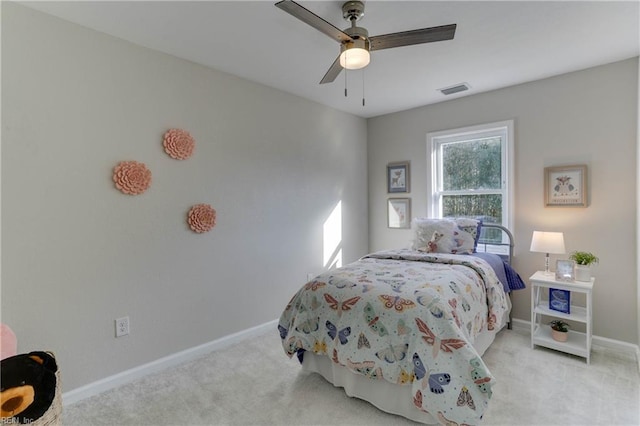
[21,1,640,118]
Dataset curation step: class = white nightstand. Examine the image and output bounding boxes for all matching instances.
[530,271,594,363]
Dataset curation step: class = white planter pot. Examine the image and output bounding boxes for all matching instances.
[575,265,591,282]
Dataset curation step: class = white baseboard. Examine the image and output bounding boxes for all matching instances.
[511,318,640,368]
[510,318,531,333]
[63,316,639,406]
[62,319,278,406]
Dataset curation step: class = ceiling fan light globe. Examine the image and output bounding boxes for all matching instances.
[339,48,370,70]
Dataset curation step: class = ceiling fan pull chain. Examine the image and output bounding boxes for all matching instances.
[362,68,365,107]
[344,51,348,97]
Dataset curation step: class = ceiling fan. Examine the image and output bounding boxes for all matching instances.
[275,0,457,84]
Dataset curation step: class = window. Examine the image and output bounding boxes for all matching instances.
[427,120,514,236]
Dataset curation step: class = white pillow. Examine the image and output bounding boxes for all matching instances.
[412,218,455,252]
[412,218,480,255]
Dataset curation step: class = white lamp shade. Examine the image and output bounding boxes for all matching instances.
[339,47,370,70]
[530,231,566,254]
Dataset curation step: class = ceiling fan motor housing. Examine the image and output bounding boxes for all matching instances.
[340,36,370,55]
[341,29,369,51]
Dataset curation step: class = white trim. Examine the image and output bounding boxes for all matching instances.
[63,316,638,406]
[511,318,640,370]
[636,55,640,378]
[426,120,515,231]
[62,319,278,406]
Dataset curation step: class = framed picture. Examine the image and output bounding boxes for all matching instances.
[387,161,410,193]
[388,198,411,229]
[544,165,587,207]
[549,288,571,314]
[555,260,575,281]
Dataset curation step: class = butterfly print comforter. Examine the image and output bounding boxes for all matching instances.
[278,249,509,426]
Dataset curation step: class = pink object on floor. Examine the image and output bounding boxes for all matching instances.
[0,323,17,359]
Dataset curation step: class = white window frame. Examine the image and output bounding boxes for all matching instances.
[427,120,514,232]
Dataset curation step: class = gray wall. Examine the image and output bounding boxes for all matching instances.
[368,58,638,344]
[3,2,638,396]
[1,3,368,391]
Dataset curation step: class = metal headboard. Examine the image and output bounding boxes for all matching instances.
[478,223,515,329]
[477,223,515,264]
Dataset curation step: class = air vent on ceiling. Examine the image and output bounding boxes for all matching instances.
[439,83,470,96]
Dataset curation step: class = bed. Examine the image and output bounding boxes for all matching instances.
[278,219,524,425]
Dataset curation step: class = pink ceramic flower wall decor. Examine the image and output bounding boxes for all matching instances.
[188,204,216,233]
[163,128,195,160]
[113,161,152,195]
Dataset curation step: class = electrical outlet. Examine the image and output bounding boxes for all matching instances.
[115,316,129,338]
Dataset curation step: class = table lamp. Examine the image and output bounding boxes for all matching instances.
[530,231,565,274]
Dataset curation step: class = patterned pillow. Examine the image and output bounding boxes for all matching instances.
[412,218,482,254]
[454,218,483,252]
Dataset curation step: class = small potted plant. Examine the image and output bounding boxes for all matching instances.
[569,251,598,282]
[549,320,570,342]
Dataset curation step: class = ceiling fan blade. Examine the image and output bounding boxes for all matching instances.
[320,55,343,84]
[275,0,352,43]
[369,24,457,51]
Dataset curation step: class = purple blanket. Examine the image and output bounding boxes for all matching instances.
[472,252,526,292]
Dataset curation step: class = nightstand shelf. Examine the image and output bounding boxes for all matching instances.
[530,271,594,363]
[531,326,589,359]
[533,304,587,323]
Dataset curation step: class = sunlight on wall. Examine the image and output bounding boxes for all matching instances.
[323,201,342,269]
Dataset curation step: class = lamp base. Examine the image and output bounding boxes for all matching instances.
[543,254,552,275]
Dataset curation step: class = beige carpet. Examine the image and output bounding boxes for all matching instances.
[63,327,639,425]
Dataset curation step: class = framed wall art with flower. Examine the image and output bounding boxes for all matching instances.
[544,164,587,207]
